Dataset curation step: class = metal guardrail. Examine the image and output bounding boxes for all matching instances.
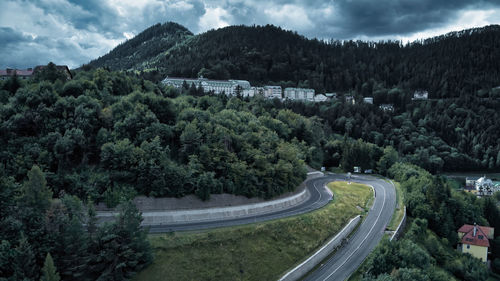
[390,206,406,241]
[278,215,362,281]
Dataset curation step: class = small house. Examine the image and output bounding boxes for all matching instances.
[314,94,328,102]
[345,95,355,105]
[413,90,429,100]
[363,97,374,104]
[458,224,494,262]
[379,104,394,112]
[324,93,337,100]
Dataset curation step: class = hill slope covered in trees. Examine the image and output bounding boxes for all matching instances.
[87,22,193,71]
[86,23,500,99]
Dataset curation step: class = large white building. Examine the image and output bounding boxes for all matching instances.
[284,88,315,101]
[242,87,264,97]
[475,176,495,196]
[264,86,282,99]
[162,77,251,96]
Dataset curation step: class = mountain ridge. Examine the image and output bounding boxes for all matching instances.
[86,23,500,98]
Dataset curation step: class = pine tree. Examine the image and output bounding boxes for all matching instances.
[13,235,37,280]
[90,201,152,280]
[40,253,61,281]
[19,165,52,213]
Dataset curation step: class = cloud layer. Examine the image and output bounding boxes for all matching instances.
[1,0,499,69]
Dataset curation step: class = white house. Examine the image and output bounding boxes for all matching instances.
[314,94,328,102]
[363,97,374,104]
[476,176,495,196]
[413,90,429,100]
[379,104,394,112]
[324,93,337,99]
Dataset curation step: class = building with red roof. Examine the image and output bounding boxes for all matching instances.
[0,68,34,80]
[458,223,494,262]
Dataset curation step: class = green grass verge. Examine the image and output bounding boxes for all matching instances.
[132,181,372,281]
[387,181,404,231]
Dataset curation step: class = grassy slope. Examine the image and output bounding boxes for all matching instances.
[387,181,404,231]
[133,181,372,281]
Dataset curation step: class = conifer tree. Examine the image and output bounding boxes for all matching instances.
[40,253,60,281]
[13,235,37,280]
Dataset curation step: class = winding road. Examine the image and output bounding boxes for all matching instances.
[146,173,396,281]
[304,175,396,281]
[148,173,334,232]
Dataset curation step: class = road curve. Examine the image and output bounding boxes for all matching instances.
[303,175,396,281]
[148,174,335,233]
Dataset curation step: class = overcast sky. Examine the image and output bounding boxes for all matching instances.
[1,0,500,69]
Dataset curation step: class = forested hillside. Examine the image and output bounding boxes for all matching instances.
[87,23,500,99]
[0,66,316,205]
[87,22,192,72]
[284,95,500,173]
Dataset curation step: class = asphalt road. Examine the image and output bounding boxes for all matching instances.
[146,173,396,281]
[148,174,336,233]
[304,175,396,281]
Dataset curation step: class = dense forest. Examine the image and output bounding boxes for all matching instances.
[283,95,500,173]
[0,165,152,280]
[0,65,316,205]
[87,23,500,99]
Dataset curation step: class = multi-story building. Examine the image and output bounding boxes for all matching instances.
[264,86,282,99]
[162,77,251,96]
[1,65,72,81]
[0,68,33,80]
[284,88,315,101]
[242,87,264,97]
[458,224,494,262]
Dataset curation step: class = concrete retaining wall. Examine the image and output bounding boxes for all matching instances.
[97,187,310,225]
[278,215,361,281]
[390,206,406,241]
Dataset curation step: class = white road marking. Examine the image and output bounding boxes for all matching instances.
[322,181,387,281]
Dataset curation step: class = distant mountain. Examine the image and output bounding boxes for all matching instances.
[87,22,192,71]
[87,23,500,98]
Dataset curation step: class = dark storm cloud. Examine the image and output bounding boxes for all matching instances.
[1,0,499,69]
[326,0,500,38]
[0,27,32,46]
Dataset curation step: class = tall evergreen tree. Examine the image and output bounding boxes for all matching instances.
[13,235,37,280]
[40,253,60,281]
[19,165,52,213]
